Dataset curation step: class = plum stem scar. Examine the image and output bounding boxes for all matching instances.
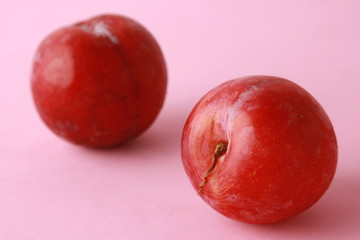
[198,142,228,195]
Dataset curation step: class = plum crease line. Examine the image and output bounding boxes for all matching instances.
[198,142,228,194]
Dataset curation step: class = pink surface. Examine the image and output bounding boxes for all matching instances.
[0,0,359,239]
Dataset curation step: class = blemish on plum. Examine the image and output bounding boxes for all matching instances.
[42,46,74,88]
[198,142,228,194]
[77,21,119,44]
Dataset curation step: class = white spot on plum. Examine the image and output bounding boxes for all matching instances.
[55,120,79,137]
[43,46,74,88]
[92,126,107,137]
[77,22,119,44]
[89,125,110,142]
[228,85,262,122]
[93,21,119,44]
[60,33,72,43]
[316,147,321,157]
[218,154,226,164]
[34,51,41,62]
[234,126,255,158]
[78,24,91,32]
[283,200,293,208]
[202,194,219,209]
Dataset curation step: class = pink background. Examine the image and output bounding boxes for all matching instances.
[1,0,359,239]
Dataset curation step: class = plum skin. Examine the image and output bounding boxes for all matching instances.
[181,76,337,224]
[31,14,167,148]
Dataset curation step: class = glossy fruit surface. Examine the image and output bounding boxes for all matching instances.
[31,14,167,147]
[181,76,337,224]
